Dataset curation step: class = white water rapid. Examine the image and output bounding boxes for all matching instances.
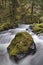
[0,24,43,65]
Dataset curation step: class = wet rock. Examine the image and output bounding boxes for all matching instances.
[7,32,36,62]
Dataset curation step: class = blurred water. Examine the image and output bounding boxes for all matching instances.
[0,24,43,65]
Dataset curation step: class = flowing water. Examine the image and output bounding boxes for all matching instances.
[0,24,43,65]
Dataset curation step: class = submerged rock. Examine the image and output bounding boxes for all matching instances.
[7,32,36,62]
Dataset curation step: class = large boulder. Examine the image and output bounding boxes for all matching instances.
[7,32,36,62]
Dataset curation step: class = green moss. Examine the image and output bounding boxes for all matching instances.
[32,23,43,34]
[7,32,34,56]
[0,22,12,32]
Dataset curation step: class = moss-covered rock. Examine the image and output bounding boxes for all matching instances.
[0,22,12,32]
[7,32,36,62]
[31,23,43,34]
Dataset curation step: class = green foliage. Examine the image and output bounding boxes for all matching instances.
[0,0,43,29]
[25,15,40,24]
[0,0,43,24]
[7,32,33,56]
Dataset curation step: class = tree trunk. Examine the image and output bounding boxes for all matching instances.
[31,1,34,22]
[11,0,19,23]
[5,0,6,8]
[2,0,3,5]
